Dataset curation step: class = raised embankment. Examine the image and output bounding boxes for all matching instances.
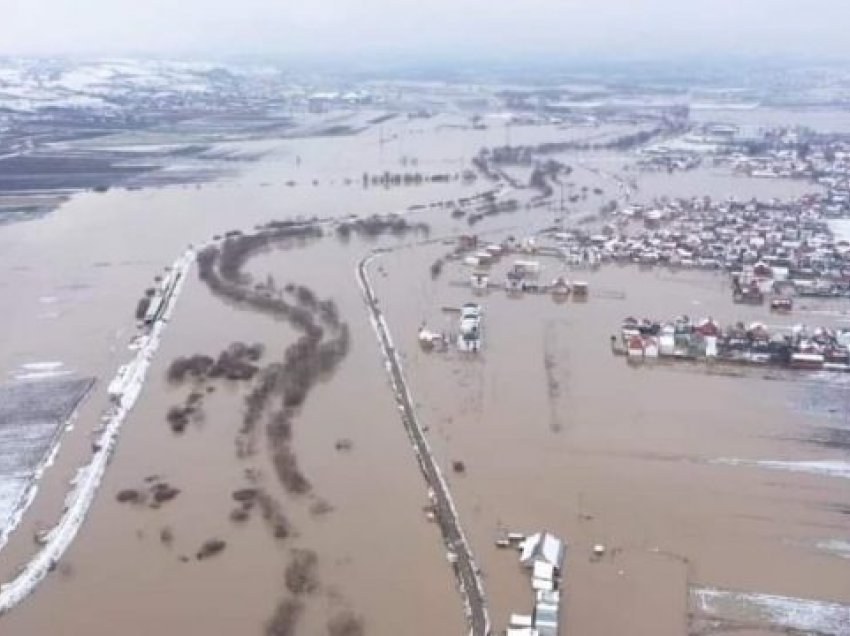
[0,249,194,614]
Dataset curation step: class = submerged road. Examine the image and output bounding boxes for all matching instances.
[357,251,491,636]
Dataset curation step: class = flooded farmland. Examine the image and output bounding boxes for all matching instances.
[0,104,849,636]
[374,244,850,634]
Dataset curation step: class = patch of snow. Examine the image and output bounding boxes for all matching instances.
[693,586,850,635]
[20,362,64,372]
[816,539,850,560]
[13,371,71,381]
[13,361,68,380]
[713,457,850,480]
[0,379,93,557]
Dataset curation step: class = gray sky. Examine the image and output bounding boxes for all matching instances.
[2,0,849,62]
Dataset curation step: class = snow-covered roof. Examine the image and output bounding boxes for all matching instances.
[520,532,565,569]
[533,560,555,581]
[509,614,533,628]
[532,577,555,591]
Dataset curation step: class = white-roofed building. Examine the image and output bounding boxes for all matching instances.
[533,560,555,582]
[509,614,534,628]
[520,532,565,570]
[507,531,566,636]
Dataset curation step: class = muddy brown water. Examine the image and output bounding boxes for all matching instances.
[374,247,850,635]
[0,111,847,635]
[0,239,466,635]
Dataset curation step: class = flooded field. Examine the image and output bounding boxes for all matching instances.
[372,245,850,634]
[0,107,848,635]
[0,377,94,546]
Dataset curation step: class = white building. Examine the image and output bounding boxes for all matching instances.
[520,532,565,570]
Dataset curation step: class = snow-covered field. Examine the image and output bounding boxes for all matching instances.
[0,377,94,548]
[0,58,275,114]
[693,586,850,635]
[713,457,850,480]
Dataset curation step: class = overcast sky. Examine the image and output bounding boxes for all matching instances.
[2,0,849,63]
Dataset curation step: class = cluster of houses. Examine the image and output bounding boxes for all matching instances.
[459,234,538,267]
[458,235,589,299]
[550,191,850,297]
[637,148,703,173]
[733,255,850,304]
[500,532,566,636]
[619,315,850,370]
[642,123,850,184]
[717,128,850,184]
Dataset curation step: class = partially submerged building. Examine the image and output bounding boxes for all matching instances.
[457,302,482,352]
[520,532,565,570]
[505,532,566,636]
[619,315,850,370]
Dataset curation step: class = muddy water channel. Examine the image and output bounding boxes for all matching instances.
[0,110,847,635]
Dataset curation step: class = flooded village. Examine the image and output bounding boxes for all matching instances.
[0,56,849,636]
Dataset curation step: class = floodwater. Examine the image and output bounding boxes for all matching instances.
[0,109,847,635]
[373,248,850,635]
